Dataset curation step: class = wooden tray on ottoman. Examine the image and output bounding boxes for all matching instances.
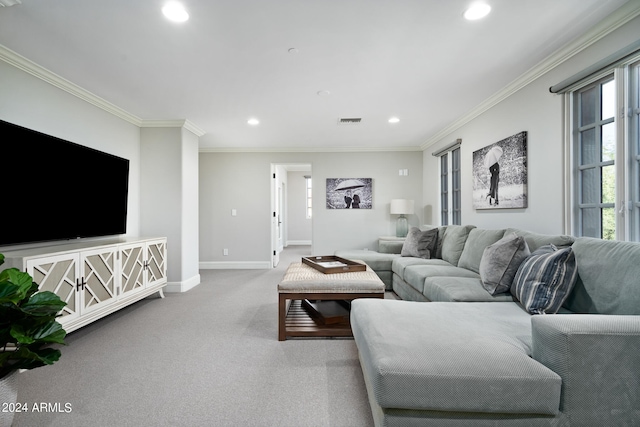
[301,255,366,274]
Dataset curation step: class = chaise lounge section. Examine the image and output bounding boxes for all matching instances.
[348,233,640,426]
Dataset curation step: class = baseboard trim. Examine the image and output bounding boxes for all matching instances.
[286,240,312,246]
[165,274,201,293]
[199,261,272,270]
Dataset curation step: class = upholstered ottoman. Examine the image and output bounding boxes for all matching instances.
[278,261,385,340]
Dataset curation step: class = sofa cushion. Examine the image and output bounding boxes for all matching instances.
[334,250,399,273]
[479,232,530,295]
[391,256,450,281]
[401,227,438,258]
[378,239,403,254]
[564,237,640,315]
[403,264,479,294]
[440,225,476,266]
[458,228,506,273]
[505,228,574,252]
[511,245,578,315]
[423,276,516,302]
[351,299,561,415]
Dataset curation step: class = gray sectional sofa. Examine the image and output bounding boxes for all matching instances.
[336,225,640,426]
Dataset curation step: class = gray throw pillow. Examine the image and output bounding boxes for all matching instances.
[510,245,579,314]
[434,226,448,259]
[479,232,530,295]
[441,225,476,266]
[401,227,438,259]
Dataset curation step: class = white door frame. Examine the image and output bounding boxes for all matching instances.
[270,164,281,267]
[270,163,312,267]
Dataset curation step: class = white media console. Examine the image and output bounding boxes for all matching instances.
[2,237,167,333]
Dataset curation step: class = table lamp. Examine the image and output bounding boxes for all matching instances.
[390,199,414,237]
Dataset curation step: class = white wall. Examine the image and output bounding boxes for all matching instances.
[0,59,141,253]
[423,15,640,235]
[141,126,201,291]
[181,128,200,285]
[199,150,422,266]
[287,170,312,245]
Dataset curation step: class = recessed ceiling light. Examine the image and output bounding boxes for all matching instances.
[162,2,189,23]
[247,118,260,126]
[388,117,400,124]
[288,48,299,54]
[464,3,491,20]
[317,90,331,96]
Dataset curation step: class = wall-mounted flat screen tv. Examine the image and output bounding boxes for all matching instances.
[0,119,129,246]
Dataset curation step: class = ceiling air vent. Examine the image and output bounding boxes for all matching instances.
[337,118,362,125]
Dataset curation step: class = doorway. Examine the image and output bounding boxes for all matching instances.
[271,163,312,267]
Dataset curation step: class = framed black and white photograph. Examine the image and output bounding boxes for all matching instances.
[326,178,372,209]
[472,131,527,209]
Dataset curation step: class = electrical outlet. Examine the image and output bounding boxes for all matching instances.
[223,249,229,256]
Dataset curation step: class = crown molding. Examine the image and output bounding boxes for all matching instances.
[0,44,143,126]
[140,119,206,136]
[420,0,640,151]
[198,145,422,153]
[183,120,206,137]
[0,44,209,136]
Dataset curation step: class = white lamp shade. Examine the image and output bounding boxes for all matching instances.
[390,199,414,215]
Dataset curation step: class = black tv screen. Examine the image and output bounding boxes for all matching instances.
[1,119,129,246]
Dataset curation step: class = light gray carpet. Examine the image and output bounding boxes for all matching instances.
[11,246,381,427]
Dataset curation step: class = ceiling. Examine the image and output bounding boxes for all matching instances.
[0,0,632,151]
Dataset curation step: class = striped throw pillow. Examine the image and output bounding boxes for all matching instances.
[511,244,578,314]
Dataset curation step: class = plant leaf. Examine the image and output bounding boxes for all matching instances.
[0,269,33,303]
[0,282,23,304]
[21,291,67,316]
[10,319,66,345]
[10,324,35,345]
[6,346,61,371]
[31,321,66,344]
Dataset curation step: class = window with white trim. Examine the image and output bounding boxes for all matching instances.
[574,76,616,239]
[305,175,312,219]
[452,148,461,225]
[630,61,640,241]
[440,153,449,224]
[435,142,461,226]
[565,56,640,241]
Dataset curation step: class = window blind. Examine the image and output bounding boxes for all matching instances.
[550,39,640,94]
[432,138,462,157]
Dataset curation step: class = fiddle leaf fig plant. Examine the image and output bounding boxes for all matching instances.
[0,253,67,379]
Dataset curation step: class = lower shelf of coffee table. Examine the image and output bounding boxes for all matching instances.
[285,299,353,338]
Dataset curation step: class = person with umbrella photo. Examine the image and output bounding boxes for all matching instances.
[472,131,528,210]
[344,192,353,208]
[485,146,502,206]
[326,178,372,209]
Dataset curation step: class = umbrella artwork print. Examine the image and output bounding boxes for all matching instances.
[326,178,373,209]
[472,131,528,209]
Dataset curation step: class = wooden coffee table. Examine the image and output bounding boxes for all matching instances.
[278,261,385,341]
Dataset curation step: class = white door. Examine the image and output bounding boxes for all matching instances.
[271,165,280,267]
[271,163,312,266]
[278,183,285,253]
